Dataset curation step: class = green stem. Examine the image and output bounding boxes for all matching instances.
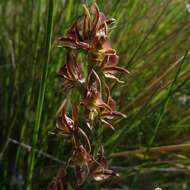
[26,0,55,189]
[15,0,42,171]
[148,50,189,147]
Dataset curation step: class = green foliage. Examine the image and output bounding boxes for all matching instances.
[0,0,190,189]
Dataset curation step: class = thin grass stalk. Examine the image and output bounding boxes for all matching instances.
[124,52,190,114]
[106,54,190,152]
[126,0,170,68]
[15,0,42,171]
[111,143,190,157]
[26,0,55,189]
[110,1,170,93]
[148,49,189,147]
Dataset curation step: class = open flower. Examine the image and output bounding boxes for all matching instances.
[56,2,129,82]
[82,80,112,128]
[99,86,127,129]
[101,50,130,82]
[56,104,91,151]
[58,50,84,89]
[72,144,92,166]
[56,3,114,50]
[89,145,119,181]
[56,104,79,137]
[71,145,92,186]
[56,104,76,136]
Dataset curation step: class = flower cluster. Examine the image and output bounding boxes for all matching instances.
[48,2,129,189]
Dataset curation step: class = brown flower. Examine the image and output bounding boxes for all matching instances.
[82,80,111,128]
[56,3,129,82]
[89,145,119,181]
[100,86,127,130]
[56,105,75,136]
[72,145,92,166]
[56,103,79,136]
[56,3,114,50]
[71,144,93,186]
[58,50,84,89]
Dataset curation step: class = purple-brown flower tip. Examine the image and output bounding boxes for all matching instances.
[58,50,85,89]
[56,103,79,136]
[56,107,75,136]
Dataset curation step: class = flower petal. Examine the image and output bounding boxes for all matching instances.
[72,104,77,122]
[92,168,119,181]
[92,170,114,181]
[112,111,127,118]
[104,66,130,74]
[104,73,125,83]
[67,21,78,40]
[101,119,115,130]
[91,2,100,31]
[56,37,78,49]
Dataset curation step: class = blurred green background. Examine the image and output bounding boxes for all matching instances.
[1,0,190,189]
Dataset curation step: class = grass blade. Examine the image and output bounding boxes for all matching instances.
[26,0,55,189]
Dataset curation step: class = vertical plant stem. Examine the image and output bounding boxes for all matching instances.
[148,50,189,147]
[15,0,42,170]
[26,0,55,189]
